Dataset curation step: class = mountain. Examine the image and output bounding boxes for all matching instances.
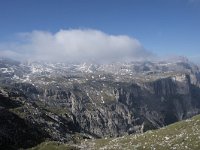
[0,58,200,149]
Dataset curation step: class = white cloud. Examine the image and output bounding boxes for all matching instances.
[0,29,153,63]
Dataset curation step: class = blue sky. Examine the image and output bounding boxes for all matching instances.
[0,0,200,63]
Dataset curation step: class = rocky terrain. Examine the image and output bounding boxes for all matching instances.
[30,114,200,150]
[87,114,200,150]
[0,57,200,149]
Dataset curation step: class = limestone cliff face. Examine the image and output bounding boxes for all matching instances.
[25,73,199,138]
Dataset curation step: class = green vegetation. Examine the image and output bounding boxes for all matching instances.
[28,141,79,150]
[102,93,116,103]
[9,106,27,119]
[34,100,70,115]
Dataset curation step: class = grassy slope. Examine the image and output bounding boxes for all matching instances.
[29,114,200,150]
[81,115,200,150]
[28,141,79,150]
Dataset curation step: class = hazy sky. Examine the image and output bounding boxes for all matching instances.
[0,0,199,63]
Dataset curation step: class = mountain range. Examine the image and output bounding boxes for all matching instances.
[0,58,200,149]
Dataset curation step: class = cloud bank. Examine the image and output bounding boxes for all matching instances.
[0,29,153,63]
